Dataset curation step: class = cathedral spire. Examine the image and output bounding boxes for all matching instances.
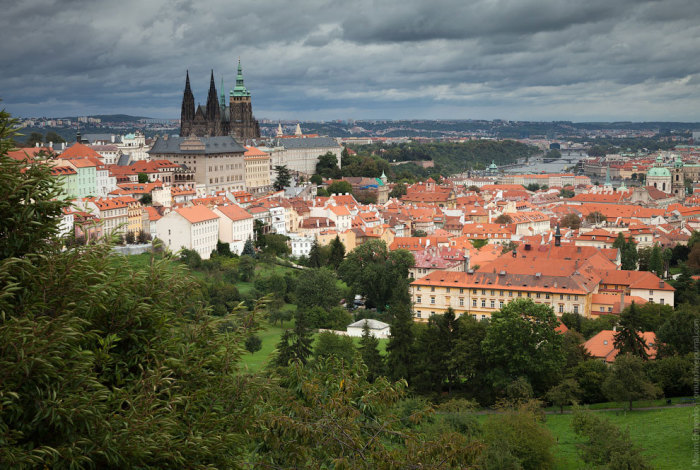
[232,58,251,97]
[180,70,195,136]
[205,69,220,122]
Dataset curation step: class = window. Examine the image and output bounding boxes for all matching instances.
[536,293,541,299]
[416,312,422,318]
[649,298,653,303]
[482,289,486,295]
[508,291,513,297]
[518,292,522,297]
[649,290,654,295]
[660,298,664,305]
[499,300,504,308]
[481,299,486,308]
[490,300,495,308]
[417,286,421,291]
[573,305,579,314]
[473,289,477,294]
[527,292,531,298]
[574,295,579,301]
[446,287,451,293]
[459,288,464,294]
[491,290,495,296]
[545,293,550,299]
[431,286,435,292]
[559,304,564,313]
[459,297,464,306]
[560,294,564,300]
[472,299,477,307]
[430,296,435,304]
[567,295,571,301]
[416,296,421,304]
[499,290,504,296]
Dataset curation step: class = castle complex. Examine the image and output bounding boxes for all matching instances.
[179,60,260,141]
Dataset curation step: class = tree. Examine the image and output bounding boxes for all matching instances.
[44,131,65,144]
[481,299,565,396]
[656,304,700,356]
[125,231,136,244]
[500,241,518,254]
[328,235,345,269]
[242,238,256,257]
[238,254,256,281]
[647,245,664,277]
[295,268,342,311]
[273,165,291,191]
[602,354,661,411]
[24,131,44,147]
[386,281,415,383]
[245,335,262,353]
[140,193,152,205]
[585,211,606,225]
[314,331,356,364]
[216,240,233,257]
[467,185,480,193]
[274,311,314,366]
[315,151,339,178]
[451,315,490,402]
[137,172,149,183]
[494,214,513,224]
[670,263,697,305]
[623,237,639,271]
[560,213,581,230]
[262,233,290,256]
[546,379,582,413]
[614,302,649,360]
[327,180,353,195]
[572,360,609,404]
[572,411,653,469]
[338,240,414,310]
[559,188,575,198]
[359,321,385,382]
[307,239,323,268]
[389,182,406,199]
[309,174,322,185]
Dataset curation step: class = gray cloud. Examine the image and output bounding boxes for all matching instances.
[1,0,700,121]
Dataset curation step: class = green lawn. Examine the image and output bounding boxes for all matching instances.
[545,406,693,470]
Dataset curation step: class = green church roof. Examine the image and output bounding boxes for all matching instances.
[647,166,671,177]
[231,59,251,97]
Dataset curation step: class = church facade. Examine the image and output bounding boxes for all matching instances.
[180,60,261,141]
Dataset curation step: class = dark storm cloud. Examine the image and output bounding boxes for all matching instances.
[2,0,700,121]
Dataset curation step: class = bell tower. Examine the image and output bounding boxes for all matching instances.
[229,59,261,141]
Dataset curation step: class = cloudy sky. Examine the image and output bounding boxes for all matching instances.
[3,0,700,121]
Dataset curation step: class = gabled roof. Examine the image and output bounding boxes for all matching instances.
[215,203,253,221]
[175,205,219,224]
[584,330,657,362]
[59,142,103,160]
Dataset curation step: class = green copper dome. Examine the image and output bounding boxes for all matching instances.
[231,59,251,97]
[647,166,671,177]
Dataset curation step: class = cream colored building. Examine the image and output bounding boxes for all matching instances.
[156,205,220,259]
[244,146,271,194]
[213,203,254,255]
[149,136,246,194]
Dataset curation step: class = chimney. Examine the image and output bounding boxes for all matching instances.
[316,219,319,228]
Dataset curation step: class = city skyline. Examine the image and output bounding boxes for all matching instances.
[3,0,700,122]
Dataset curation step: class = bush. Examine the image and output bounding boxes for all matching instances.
[244,335,262,354]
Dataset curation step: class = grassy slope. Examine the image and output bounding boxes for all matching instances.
[545,406,693,470]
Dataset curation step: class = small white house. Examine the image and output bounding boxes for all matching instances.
[346,319,391,339]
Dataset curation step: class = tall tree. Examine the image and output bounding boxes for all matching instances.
[274,311,314,366]
[386,280,415,383]
[623,237,639,270]
[602,354,661,411]
[242,238,256,257]
[273,165,291,191]
[614,302,649,360]
[481,299,565,396]
[648,245,664,277]
[338,240,414,310]
[328,235,346,269]
[308,239,323,267]
[358,321,385,382]
[295,267,342,311]
[315,151,339,178]
[327,180,353,195]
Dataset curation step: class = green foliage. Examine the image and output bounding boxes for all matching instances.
[295,268,342,311]
[561,330,591,369]
[44,131,65,144]
[359,321,385,382]
[560,213,581,230]
[586,211,606,224]
[242,238,256,257]
[571,410,653,469]
[328,235,345,269]
[262,233,290,256]
[389,182,406,199]
[471,238,488,249]
[25,131,44,147]
[139,193,152,205]
[481,403,556,470]
[137,172,148,183]
[572,360,610,404]
[386,281,415,383]
[179,248,202,268]
[546,378,582,413]
[327,180,353,195]
[602,354,661,411]
[669,263,698,304]
[614,302,650,360]
[309,173,322,185]
[645,354,693,397]
[273,165,291,191]
[314,331,356,364]
[315,151,340,178]
[273,311,314,367]
[339,240,414,310]
[561,311,619,339]
[238,254,256,281]
[482,299,565,396]
[559,188,575,198]
[245,334,263,353]
[216,240,233,257]
[494,213,513,224]
[648,245,664,277]
[413,308,461,394]
[656,304,700,356]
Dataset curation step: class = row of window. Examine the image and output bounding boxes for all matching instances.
[416,285,578,301]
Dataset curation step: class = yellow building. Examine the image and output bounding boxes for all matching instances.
[317,229,357,252]
[244,146,271,194]
[410,270,596,321]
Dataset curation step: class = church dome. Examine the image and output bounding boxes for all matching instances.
[647,166,670,177]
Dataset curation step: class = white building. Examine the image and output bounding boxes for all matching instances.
[346,319,391,339]
[213,204,254,255]
[156,205,220,260]
[266,136,343,176]
[118,132,151,161]
[289,233,315,258]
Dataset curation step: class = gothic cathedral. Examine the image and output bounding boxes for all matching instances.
[179,60,261,141]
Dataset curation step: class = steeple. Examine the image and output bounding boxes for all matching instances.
[276,123,283,137]
[604,167,612,188]
[295,123,302,136]
[180,70,195,131]
[232,58,251,97]
[554,224,561,247]
[205,70,220,122]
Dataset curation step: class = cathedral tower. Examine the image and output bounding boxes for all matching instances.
[229,59,261,141]
[180,71,195,137]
